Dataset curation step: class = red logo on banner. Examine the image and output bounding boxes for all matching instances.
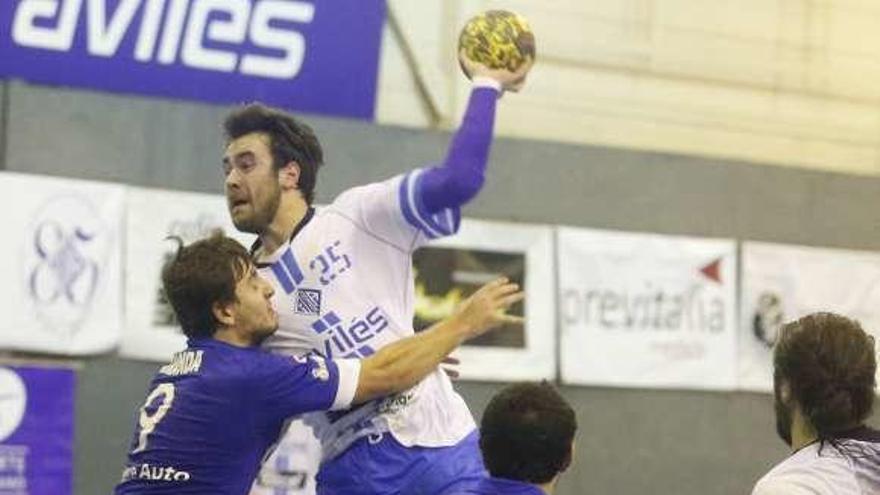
[699,258,723,284]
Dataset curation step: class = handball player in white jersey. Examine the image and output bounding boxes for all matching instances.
[222,53,533,493]
[752,312,879,495]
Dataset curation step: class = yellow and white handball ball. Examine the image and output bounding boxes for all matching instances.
[458,10,536,77]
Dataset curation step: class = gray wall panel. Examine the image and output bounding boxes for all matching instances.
[0,81,8,170]
[5,82,880,494]
[5,82,227,190]
[75,358,155,495]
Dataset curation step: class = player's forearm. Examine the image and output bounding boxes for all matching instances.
[353,319,470,404]
[419,81,500,213]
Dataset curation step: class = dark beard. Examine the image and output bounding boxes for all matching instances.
[233,213,268,234]
[774,379,793,446]
[232,182,282,234]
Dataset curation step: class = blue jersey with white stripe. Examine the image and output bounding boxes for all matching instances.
[114,338,355,495]
[255,170,476,460]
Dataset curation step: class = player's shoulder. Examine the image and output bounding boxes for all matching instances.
[465,477,544,495]
[326,173,411,211]
[180,340,267,384]
[244,348,317,381]
[752,445,857,495]
[752,472,832,495]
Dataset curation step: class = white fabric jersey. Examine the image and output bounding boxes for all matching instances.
[250,419,321,495]
[752,429,880,495]
[256,169,474,460]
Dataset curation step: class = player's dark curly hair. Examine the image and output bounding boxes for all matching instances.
[223,103,324,204]
[479,381,577,485]
[774,312,877,439]
[161,233,251,338]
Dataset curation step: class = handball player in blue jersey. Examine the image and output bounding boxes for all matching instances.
[222,50,533,494]
[114,234,522,495]
[466,382,577,495]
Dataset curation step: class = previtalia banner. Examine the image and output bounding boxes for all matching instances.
[740,241,880,392]
[0,0,386,119]
[0,365,75,495]
[123,187,254,362]
[0,172,124,355]
[558,227,737,390]
[414,219,556,382]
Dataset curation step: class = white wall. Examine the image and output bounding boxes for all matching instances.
[375,0,880,175]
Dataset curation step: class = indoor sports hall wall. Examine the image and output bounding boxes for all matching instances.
[2,79,880,495]
[382,0,880,176]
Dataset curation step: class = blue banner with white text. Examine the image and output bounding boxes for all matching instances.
[0,365,75,495]
[0,0,386,119]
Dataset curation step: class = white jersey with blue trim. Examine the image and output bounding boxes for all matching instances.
[255,169,475,460]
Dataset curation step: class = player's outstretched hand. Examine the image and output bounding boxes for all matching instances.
[459,49,534,93]
[453,277,524,340]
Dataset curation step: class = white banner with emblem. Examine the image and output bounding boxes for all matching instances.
[0,172,124,355]
[414,218,556,381]
[122,187,254,362]
[739,241,880,392]
[558,227,737,390]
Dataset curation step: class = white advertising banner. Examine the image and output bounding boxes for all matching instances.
[740,241,880,392]
[0,172,124,355]
[558,227,737,390]
[122,187,254,362]
[414,219,556,382]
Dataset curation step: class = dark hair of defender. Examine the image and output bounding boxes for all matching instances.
[479,381,577,485]
[161,232,252,339]
[223,103,324,204]
[775,312,877,441]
